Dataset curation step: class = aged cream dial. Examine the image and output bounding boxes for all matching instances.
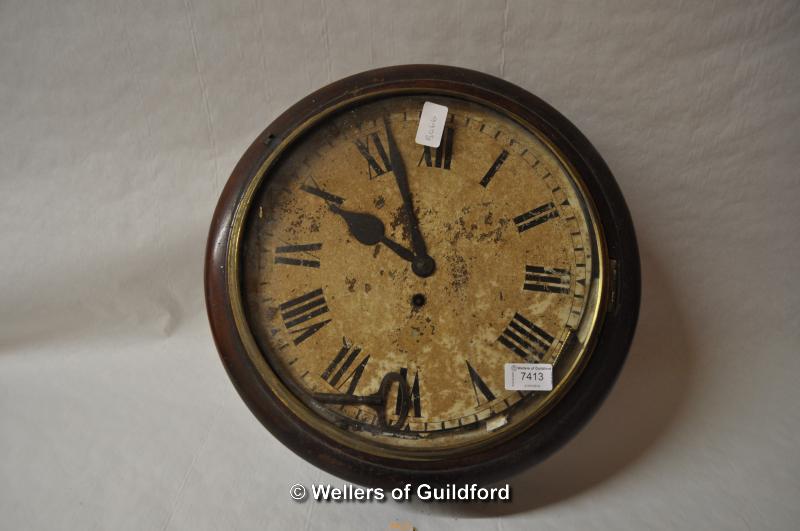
[239,94,603,451]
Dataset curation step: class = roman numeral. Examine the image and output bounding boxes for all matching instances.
[321,339,370,394]
[479,149,508,187]
[418,126,454,170]
[498,313,554,360]
[279,288,331,345]
[354,133,391,179]
[299,178,344,205]
[274,243,322,268]
[466,361,495,405]
[514,202,559,232]
[524,265,571,294]
[395,368,421,418]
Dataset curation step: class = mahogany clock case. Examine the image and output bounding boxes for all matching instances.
[205,65,640,488]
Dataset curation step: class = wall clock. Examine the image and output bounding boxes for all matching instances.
[205,65,639,487]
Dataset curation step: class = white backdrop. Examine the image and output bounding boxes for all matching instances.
[2,1,799,529]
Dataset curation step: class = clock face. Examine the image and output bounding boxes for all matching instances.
[238,94,606,453]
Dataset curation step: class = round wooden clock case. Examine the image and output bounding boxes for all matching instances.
[205,65,640,487]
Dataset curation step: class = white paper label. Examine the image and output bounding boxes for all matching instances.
[504,363,553,391]
[415,101,448,148]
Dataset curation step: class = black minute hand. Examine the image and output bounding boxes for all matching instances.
[382,117,436,278]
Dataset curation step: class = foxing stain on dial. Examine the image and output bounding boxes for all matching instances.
[240,94,597,450]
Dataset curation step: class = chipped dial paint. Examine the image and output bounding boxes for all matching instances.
[241,95,600,450]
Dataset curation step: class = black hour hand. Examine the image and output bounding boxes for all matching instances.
[328,204,415,263]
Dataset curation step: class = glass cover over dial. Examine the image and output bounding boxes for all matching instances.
[240,94,605,453]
